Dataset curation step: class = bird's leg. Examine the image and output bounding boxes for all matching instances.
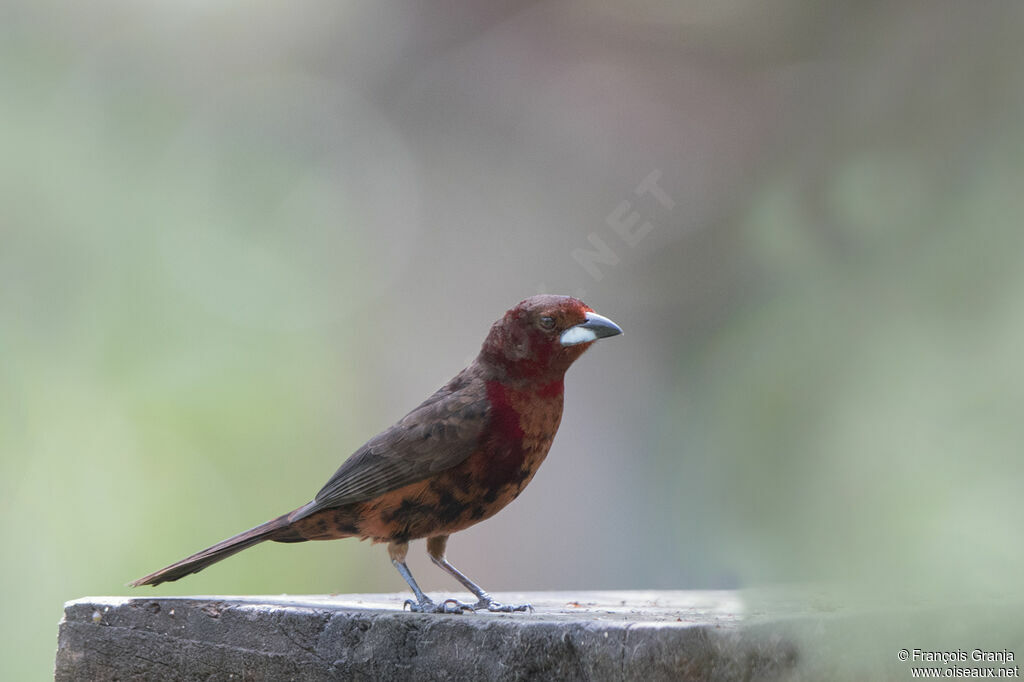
[388,541,463,613]
[426,536,532,613]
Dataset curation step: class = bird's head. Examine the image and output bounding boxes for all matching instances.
[480,295,622,383]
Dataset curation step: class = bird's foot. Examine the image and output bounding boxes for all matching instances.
[403,597,466,614]
[403,595,532,614]
[466,596,533,613]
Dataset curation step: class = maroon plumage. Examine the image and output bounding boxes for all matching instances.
[131,295,621,612]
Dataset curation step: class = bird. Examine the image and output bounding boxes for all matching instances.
[130,295,622,613]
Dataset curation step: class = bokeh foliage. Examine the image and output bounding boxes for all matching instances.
[3,1,1023,679]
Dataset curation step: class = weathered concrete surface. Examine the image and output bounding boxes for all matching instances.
[55,591,798,681]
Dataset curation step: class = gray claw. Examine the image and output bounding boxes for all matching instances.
[405,597,471,614]
[404,597,436,613]
[405,596,531,614]
[471,598,533,613]
[439,599,468,614]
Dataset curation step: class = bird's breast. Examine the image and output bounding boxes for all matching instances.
[472,379,564,495]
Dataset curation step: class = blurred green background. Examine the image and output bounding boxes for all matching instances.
[3,1,1024,679]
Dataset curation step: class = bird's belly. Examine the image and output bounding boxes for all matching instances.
[346,435,553,543]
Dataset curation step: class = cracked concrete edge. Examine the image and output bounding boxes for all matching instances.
[55,594,799,681]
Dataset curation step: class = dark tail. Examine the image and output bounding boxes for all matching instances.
[129,511,305,587]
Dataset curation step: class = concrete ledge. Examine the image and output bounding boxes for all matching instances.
[55,591,797,681]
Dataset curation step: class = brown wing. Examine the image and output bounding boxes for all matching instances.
[291,368,490,520]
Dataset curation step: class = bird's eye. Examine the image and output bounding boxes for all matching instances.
[538,316,556,330]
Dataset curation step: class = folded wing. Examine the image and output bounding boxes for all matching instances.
[292,369,490,520]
